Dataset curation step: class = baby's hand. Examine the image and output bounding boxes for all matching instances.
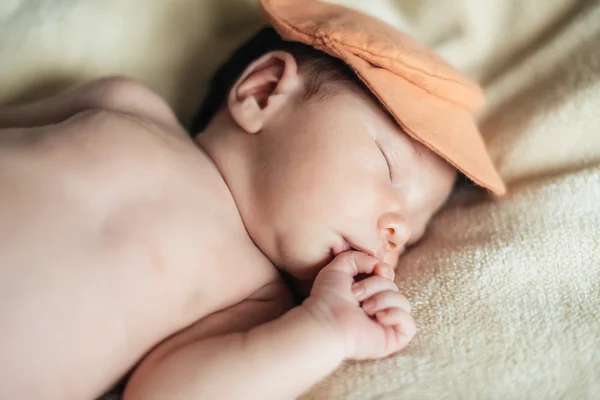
[302,251,415,360]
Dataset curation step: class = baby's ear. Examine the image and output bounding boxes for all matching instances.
[228,51,301,134]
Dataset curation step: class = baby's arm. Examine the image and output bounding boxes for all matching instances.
[124,252,415,400]
[124,282,342,400]
[0,77,180,130]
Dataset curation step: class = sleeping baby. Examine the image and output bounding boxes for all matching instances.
[0,0,505,398]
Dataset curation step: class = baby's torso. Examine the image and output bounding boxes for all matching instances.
[0,110,279,398]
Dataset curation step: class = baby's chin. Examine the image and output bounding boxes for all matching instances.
[273,243,332,277]
[277,259,329,301]
[270,238,339,298]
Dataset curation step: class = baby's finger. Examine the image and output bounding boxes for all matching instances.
[373,262,395,281]
[326,251,380,277]
[376,308,416,340]
[361,290,411,315]
[352,275,398,302]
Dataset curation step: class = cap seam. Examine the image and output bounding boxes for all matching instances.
[334,40,478,91]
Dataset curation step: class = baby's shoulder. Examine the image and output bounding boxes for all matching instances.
[58,107,186,149]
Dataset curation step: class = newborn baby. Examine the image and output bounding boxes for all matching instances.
[0,0,505,398]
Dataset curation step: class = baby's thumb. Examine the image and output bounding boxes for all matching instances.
[325,251,380,277]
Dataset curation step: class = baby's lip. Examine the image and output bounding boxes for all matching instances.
[336,237,379,258]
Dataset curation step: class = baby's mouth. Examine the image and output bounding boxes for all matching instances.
[334,237,379,259]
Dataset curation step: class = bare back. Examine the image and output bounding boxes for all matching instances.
[0,110,279,398]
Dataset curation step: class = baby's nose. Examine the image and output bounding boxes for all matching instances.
[378,212,411,253]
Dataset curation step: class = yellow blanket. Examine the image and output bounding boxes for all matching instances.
[1,0,598,398]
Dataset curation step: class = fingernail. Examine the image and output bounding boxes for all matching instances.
[351,283,364,297]
[379,263,394,279]
[389,268,396,280]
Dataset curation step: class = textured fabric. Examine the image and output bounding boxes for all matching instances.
[1,0,599,399]
[261,0,505,195]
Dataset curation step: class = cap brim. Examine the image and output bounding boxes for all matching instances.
[339,49,506,195]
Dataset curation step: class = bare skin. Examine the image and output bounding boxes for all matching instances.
[0,52,455,400]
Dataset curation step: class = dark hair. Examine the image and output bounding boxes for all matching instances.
[189,27,359,134]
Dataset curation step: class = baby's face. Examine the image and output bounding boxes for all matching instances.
[243,83,456,287]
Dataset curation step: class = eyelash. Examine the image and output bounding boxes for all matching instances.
[378,145,394,182]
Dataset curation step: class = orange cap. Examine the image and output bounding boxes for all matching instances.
[259,0,506,195]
